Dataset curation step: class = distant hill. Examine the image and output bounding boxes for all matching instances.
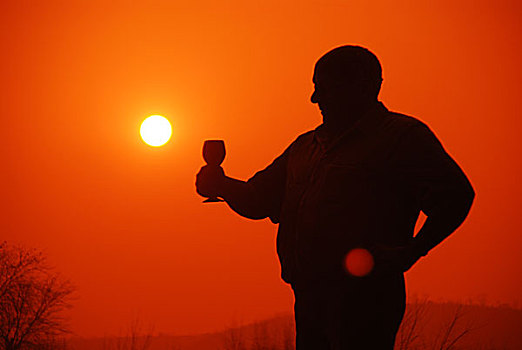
[67,301,522,350]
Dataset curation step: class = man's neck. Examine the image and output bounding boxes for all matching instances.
[322,100,378,138]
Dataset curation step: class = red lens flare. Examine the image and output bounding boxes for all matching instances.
[344,248,375,277]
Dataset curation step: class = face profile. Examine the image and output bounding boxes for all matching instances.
[310,45,383,125]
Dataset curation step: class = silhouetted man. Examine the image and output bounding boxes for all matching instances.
[196,45,474,349]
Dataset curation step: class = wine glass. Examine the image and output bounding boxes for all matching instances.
[202,140,226,203]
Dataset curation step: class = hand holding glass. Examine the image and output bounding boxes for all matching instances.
[202,140,226,203]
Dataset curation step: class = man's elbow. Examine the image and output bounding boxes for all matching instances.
[453,181,475,222]
[438,181,475,222]
[462,180,475,211]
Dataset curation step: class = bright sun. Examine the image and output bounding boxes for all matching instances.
[140,115,172,147]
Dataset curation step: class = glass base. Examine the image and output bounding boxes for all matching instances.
[203,197,224,203]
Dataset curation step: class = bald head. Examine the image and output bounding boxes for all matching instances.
[313,45,383,100]
[311,45,383,126]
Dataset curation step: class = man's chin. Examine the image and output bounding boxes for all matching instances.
[319,109,330,118]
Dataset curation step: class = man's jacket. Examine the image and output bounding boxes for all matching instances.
[245,102,474,286]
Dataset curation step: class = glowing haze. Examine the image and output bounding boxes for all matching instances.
[1,0,521,337]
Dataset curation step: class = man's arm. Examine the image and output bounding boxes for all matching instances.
[379,122,475,272]
[196,147,289,222]
[404,123,475,258]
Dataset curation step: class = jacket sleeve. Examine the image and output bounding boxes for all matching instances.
[244,146,290,223]
[395,122,475,256]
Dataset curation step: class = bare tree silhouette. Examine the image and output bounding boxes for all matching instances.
[221,319,247,350]
[396,297,429,350]
[220,316,295,350]
[102,318,154,350]
[0,242,74,350]
[251,321,271,350]
[31,337,69,350]
[394,300,483,350]
[280,316,295,350]
[432,304,474,350]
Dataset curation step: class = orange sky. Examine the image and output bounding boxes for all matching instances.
[1,0,521,337]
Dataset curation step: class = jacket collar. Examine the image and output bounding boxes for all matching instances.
[313,101,389,153]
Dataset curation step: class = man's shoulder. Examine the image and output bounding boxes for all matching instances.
[381,110,447,155]
[289,129,316,147]
[384,110,429,131]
